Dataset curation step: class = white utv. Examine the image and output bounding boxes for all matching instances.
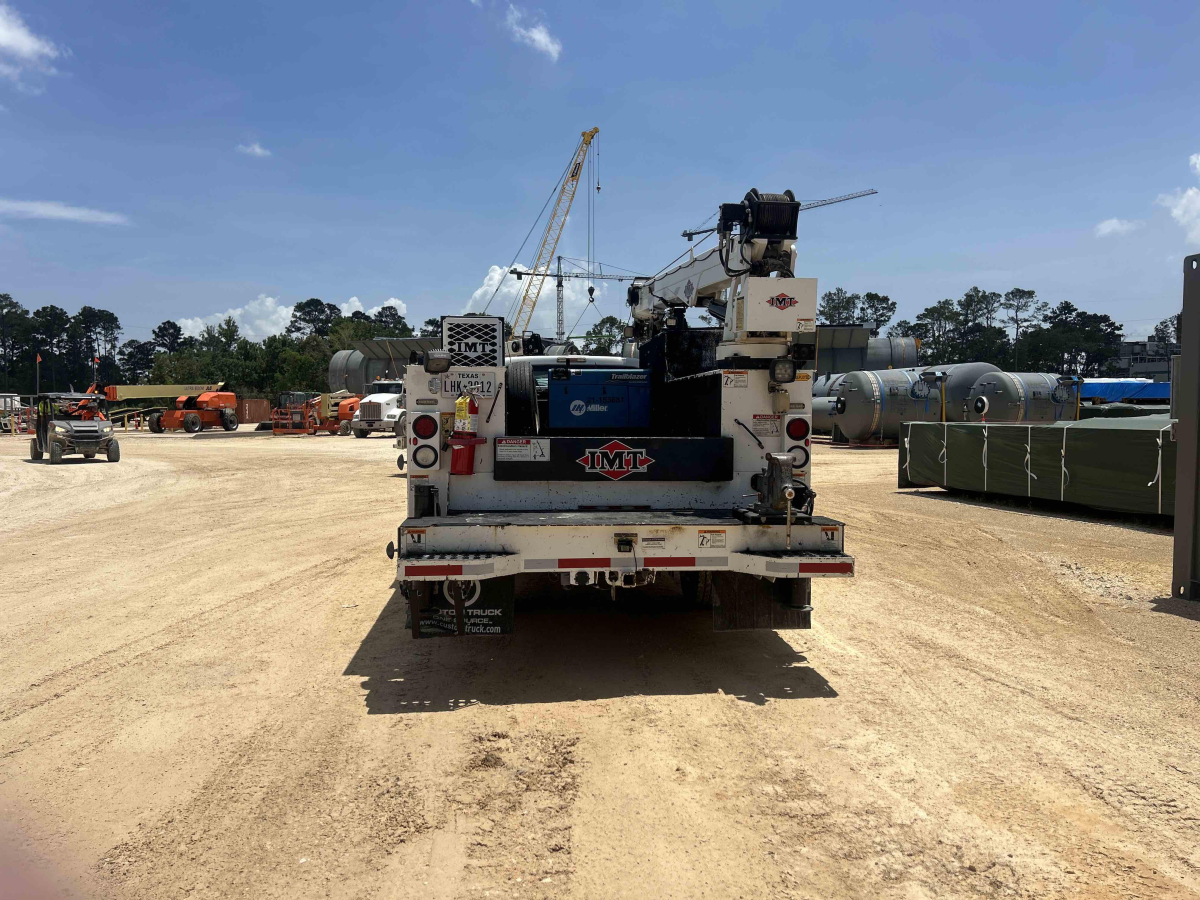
[351,378,406,438]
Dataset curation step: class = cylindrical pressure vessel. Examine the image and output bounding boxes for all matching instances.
[832,362,1001,442]
[328,349,367,395]
[965,372,1081,423]
[812,396,838,434]
[864,336,921,370]
[812,373,847,399]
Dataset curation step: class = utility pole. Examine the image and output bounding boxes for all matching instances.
[556,256,565,344]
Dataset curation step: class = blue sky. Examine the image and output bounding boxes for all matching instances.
[1,0,1198,343]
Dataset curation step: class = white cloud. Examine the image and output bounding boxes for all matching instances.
[339,296,409,318]
[236,142,271,158]
[1157,153,1200,246]
[0,3,63,89]
[1093,217,1143,238]
[463,264,606,338]
[504,5,561,61]
[1158,187,1200,246]
[178,294,294,341]
[0,197,128,225]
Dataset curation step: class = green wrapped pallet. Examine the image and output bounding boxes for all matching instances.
[899,415,1176,515]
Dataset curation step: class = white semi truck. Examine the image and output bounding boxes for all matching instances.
[387,189,854,637]
[351,378,406,438]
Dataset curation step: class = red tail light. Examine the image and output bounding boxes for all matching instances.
[412,414,439,440]
[786,417,810,440]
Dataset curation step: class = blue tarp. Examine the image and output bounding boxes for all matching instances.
[1082,380,1170,402]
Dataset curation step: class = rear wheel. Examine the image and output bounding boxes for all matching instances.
[679,571,715,609]
[183,413,201,433]
[221,410,239,431]
[148,412,164,433]
[29,438,42,460]
[505,361,540,436]
[48,442,62,465]
[107,440,121,462]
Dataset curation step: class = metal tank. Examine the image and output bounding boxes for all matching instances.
[965,373,1081,423]
[832,362,1001,443]
[812,372,847,399]
[812,396,838,434]
[864,335,920,370]
[328,349,367,395]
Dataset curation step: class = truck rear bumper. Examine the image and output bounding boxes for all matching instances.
[393,510,853,584]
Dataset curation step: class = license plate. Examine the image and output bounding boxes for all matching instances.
[442,372,496,398]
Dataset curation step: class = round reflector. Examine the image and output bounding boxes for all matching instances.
[412,414,439,440]
[788,445,810,469]
[412,445,439,469]
[786,417,810,440]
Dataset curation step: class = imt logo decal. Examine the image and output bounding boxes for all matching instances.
[767,293,797,310]
[576,440,655,481]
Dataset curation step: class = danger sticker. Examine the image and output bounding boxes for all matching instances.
[722,370,748,388]
[495,438,550,461]
[698,529,726,549]
[751,414,781,436]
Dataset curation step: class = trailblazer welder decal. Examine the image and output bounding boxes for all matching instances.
[767,292,797,310]
[576,440,655,481]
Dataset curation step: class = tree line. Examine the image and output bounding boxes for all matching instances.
[0,294,421,397]
[818,286,1177,376]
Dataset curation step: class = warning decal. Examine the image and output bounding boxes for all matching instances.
[698,529,726,549]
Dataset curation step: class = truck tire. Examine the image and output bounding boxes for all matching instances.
[29,438,42,460]
[338,420,351,436]
[393,413,406,437]
[49,442,62,465]
[107,440,121,462]
[679,571,715,609]
[221,410,239,431]
[352,426,368,438]
[148,412,164,433]
[506,361,540,436]
[183,413,202,433]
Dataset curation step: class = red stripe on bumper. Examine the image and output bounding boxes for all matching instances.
[796,561,854,575]
[404,564,463,576]
[643,557,696,568]
[558,558,611,568]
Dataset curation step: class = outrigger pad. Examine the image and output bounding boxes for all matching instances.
[712,572,812,631]
[405,576,516,638]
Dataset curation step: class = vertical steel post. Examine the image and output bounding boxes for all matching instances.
[1172,254,1200,600]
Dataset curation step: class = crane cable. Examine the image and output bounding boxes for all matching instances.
[482,136,583,316]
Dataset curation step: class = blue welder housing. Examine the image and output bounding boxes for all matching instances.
[547,369,652,430]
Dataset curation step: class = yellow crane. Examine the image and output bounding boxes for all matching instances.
[509,127,599,335]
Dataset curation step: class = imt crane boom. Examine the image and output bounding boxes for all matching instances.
[509,127,599,335]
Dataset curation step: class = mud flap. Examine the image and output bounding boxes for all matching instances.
[711,572,812,631]
[404,576,516,638]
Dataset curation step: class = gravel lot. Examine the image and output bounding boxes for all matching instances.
[1,429,1196,899]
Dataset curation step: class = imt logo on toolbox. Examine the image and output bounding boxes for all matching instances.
[576,440,655,481]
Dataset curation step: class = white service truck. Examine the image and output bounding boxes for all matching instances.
[351,378,406,438]
[387,189,854,637]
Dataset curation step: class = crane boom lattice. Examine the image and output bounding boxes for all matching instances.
[510,127,599,335]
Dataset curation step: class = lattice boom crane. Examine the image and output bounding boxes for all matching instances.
[509,127,599,335]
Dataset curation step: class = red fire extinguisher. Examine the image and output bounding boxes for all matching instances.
[448,391,487,475]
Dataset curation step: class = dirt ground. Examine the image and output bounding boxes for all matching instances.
[1,428,1197,899]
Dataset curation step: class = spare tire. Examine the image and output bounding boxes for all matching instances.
[505,361,540,436]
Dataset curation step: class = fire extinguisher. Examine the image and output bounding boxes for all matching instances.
[448,391,486,476]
